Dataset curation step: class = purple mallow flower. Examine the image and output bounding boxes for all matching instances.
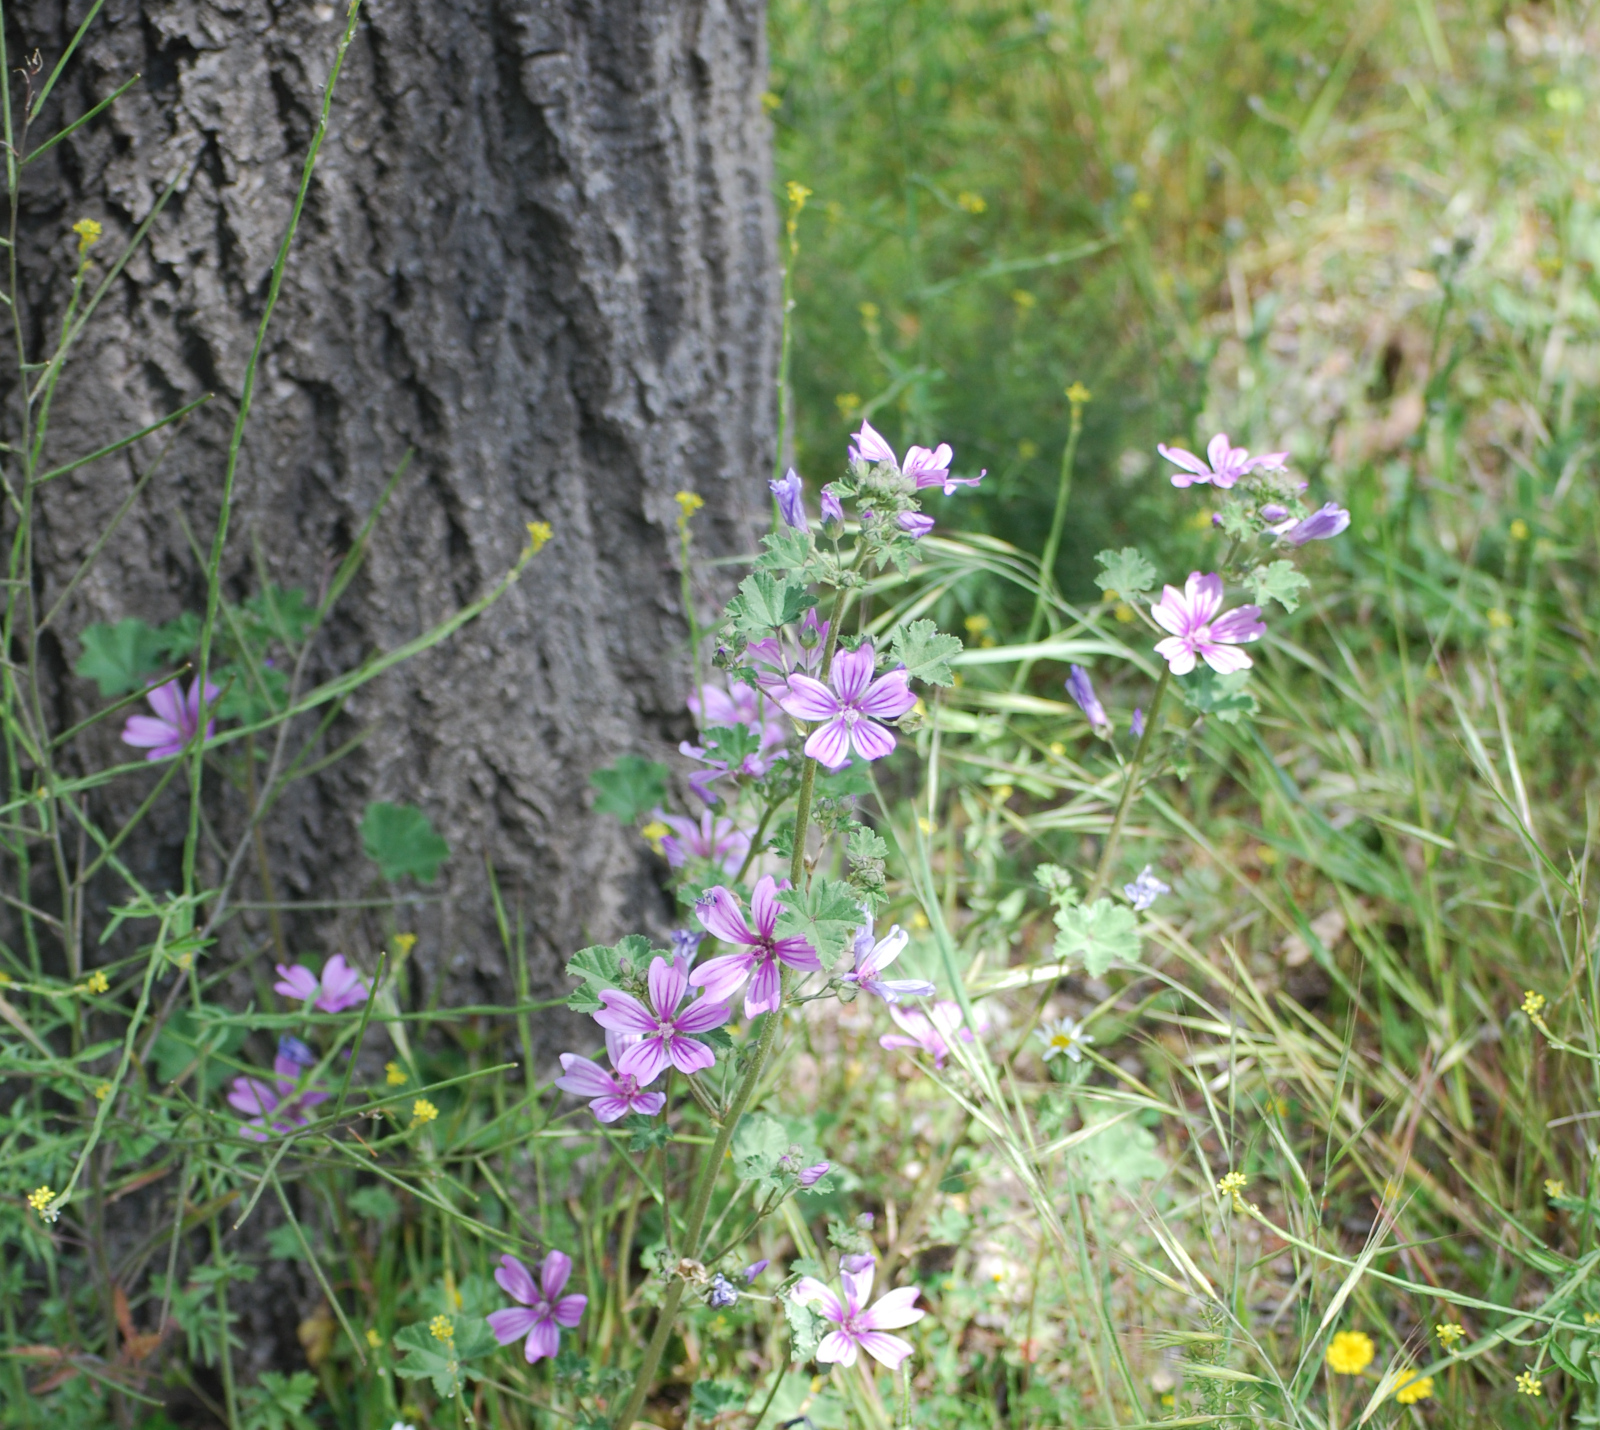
[820,488,844,528]
[797,1161,831,1187]
[1283,501,1350,546]
[1259,503,1289,523]
[227,1037,329,1141]
[272,953,370,1013]
[842,923,936,1004]
[708,1274,739,1308]
[653,808,751,876]
[121,677,220,761]
[779,640,916,771]
[554,1029,666,1123]
[688,681,788,754]
[879,1000,973,1070]
[770,468,809,532]
[692,875,822,1016]
[897,511,935,539]
[848,420,982,495]
[1158,433,1287,490]
[671,929,704,959]
[594,955,730,1083]
[1130,706,1145,739]
[1123,865,1170,911]
[744,1259,769,1281]
[1151,572,1265,676]
[791,1256,924,1371]
[1066,665,1110,735]
[746,609,827,702]
[487,1251,586,1364]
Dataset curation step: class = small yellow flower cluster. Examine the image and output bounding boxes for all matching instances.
[1393,1371,1433,1404]
[784,181,811,249]
[1065,381,1092,406]
[956,191,987,214]
[428,1314,453,1342]
[411,1098,438,1125]
[523,521,553,557]
[674,490,703,520]
[1522,990,1546,1018]
[392,932,418,958]
[1515,1371,1542,1397]
[78,970,109,995]
[1510,518,1529,541]
[1325,1331,1375,1376]
[1546,1178,1566,1199]
[1217,1170,1257,1212]
[1435,1322,1466,1347]
[365,1327,382,1349]
[27,1185,59,1222]
[72,217,102,257]
[640,819,670,856]
[94,1082,112,1101]
[385,1062,406,1087]
[1586,1312,1600,1328]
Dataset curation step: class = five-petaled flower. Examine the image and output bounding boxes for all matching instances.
[554,1030,667,1123]
[1393,1371,1433,1405]
[779,641,916,770]
[1326,1331,1375,1375]
[227,1037,329,1141]
[273,953,370,1013]
[879,1000,973,1069]
[121,677,219,761]
[692,876,822,1016]
[652,808,752,876]
[411,1098,438,1125]
[595,954,730,1082]
[792,1255,924,1370]
[842,923,936,1004]
[1151,572,1265,676]
[1037,1015,1093,1063]
[1122,866,1170,911]
[487,1251,587,1364]
[1157,433,1286,489]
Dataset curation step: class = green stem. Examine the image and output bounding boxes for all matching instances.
[1013,399,1085,693]
[1085,665,1170,903]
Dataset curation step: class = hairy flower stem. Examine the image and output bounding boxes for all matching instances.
[1014,395,1085,691]
[1086,665,1170,903]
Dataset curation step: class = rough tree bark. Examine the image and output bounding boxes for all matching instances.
[7,0,777,1016]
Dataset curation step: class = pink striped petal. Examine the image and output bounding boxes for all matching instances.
[1183,571,1224,623]
[861,1286,924,1330]
[772,936,820,972]
[1153,636,1197,675]
[688,951,754,1003]
[523,1317,560,1363]
[551,1293,586,1329]
[540,1250,572,1300]
[1209,605,1265,643]
[744,957,782,1016]
[856,1330,916,1369]
[858,669,915,719]
[675,994,731,1036]
[792,1278,845,1323]
[780,673,842,722]
[616,1038,670,1085]
[494,1255,538,1306]
[830,643,876,704]
[487,1307,539,1344]
[666,1035,716,1075]
[696,886,757,946]
[273,964,320,1001]
[554,1055,618,1100]
[848,717,897,763]
[804,718,853,770]
[594,989,657,1036]
[816,1330,860,1366]
[750,875,782,939]
[1199,642,1253,674]
[646,955,687,1015]
[121,715,181,749]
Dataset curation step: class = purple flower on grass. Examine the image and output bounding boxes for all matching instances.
[746,610,828,702]
[708,1274,739,1308]
[897,511,936,539]
[792,1256,924,1371]
[487,1251,586,1364]
[692,875,822,1016]
[594,955,730,1082]
[554,1030,666,1123]
[1157,433,1287,490]
[653,808,751,876]
[797,1161,831,1187]
[688,682,788,755]
[779,641,916,771]
[272,953,370,1013]
[1066,665,1110,735]
[843,923,936,1004]
[1123,865,1170,911]
[227,1037,329,1141]
[744,1259,770,1281]
[1283,501,1350,546]
[1151,572,1265,676]
[1130,706,1145,739]
[848,420,981,495]
[121,677,220,761]
[879,1000,974,1070]
[820,488,844,528]
[770,468,809,532]
[671,929,704,960]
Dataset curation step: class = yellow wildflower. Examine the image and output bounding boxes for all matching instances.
[385,1062,406,1087]
[760,90,781,113]
[1010,288,1037,310]
[1326,1331,1375,1375]
[834,391,862,420]
[1048,742,1065,756]
[411,1098,438,1125]
[1546,1179,1565,1199]
[1113,602,1134,623]
[523,521,553,555]
[392,933,418,959]
[429,1315,453,1342]
[1487,607,1512,629]
[1393,1371,1433,1405]
[674,490,703,519]
[785,181,812,213]
[1435,1322,1466,1347]
[640,820,670,856]
[1065,381,1092,405]
[93,1082,112,1101]
[27,1185,54,1215]
[964,613,991,636]
[956,191,987,214]
[366,1327,382,1349]
[72,218,102,257]
[1515,1371,1542,1397]
[1509,518,1529,541]
[80,970,109,995]
[1522,990,1546,1018]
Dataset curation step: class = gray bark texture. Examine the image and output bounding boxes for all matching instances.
[9,0,777,1030]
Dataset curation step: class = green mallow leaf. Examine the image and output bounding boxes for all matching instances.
[565,935,652,1012]
[236,1370,318,1430]
[1053,898,1140,978]
[393,1316,495,1400]
[590,754,670,822]
[691,1382,749,1419]
[241,584,317,646]
[624,1114,672,1153]
[889,618,962,687]
[755,527,815,574]
[75,618,169,696]
[782,1293,826,1362]
[732,1111,790,1187]
[1247,559,1310,613]
[360,802,450,883]
[775,876,862,960]
[1176,667,1258,725]
[727,571,814,635]
[1094,547,1158,603]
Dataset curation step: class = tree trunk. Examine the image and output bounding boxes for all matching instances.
[9,0,776,1018]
